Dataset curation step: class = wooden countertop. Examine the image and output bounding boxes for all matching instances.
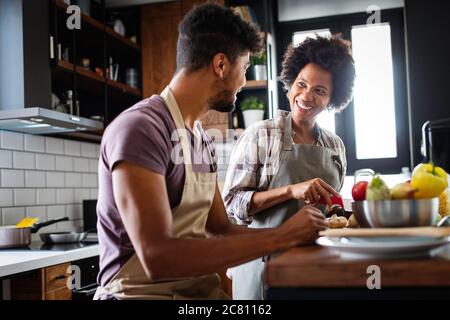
[265,245,450,288]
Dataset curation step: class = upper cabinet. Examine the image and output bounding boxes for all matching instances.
[140,0,277,138]
[50,0,143,127]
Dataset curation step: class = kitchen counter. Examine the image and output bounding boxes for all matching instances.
[264,244,450,299]
[0,242,99,278]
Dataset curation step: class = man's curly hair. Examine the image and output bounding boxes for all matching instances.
[177,3,263,73]
[279,34,356,112]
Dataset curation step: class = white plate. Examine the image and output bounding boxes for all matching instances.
[316,236,450,259]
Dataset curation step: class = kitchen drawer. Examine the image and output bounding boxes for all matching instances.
[45,287,72,300]
[10,262,72,300]
[45,262,70,292]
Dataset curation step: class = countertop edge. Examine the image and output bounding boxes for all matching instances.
[0,245,99,278]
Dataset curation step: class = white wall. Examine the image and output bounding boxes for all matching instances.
[278,0,404,22]
[0,131,99,240]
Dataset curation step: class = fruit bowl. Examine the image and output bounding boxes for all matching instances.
[352,198,439,228]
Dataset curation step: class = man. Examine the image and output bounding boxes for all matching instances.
[95,3,327,300]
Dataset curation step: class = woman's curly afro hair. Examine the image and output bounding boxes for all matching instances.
[279,34,356,112]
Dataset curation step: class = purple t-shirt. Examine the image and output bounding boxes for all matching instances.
[97,95,217,286]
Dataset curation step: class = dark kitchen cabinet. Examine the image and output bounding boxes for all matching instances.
[50,0,143,131]
[10,262,72,300]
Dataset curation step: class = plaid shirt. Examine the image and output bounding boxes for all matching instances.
[222,110,347,225]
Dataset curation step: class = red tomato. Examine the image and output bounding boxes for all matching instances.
[352,181,368,201]
[330,194,344,207]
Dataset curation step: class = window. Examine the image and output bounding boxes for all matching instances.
[351,23,397,159]
[277,8,409,174]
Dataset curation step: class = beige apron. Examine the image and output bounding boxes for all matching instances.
[95,87,228,300]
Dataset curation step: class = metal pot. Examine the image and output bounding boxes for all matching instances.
[0,217,69,249]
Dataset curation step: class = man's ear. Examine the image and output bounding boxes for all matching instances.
[212,53,228,79]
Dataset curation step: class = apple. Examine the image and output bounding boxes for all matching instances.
[352,181,368,201]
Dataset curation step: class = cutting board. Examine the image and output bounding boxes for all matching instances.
[320,227,450,238]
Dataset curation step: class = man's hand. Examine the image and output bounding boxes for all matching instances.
[278,205,327,246]
[288,178,340,207]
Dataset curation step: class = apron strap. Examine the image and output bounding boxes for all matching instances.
[283,113,293,151]
[160,86,193,170]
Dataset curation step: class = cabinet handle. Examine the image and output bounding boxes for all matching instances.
[49,35,55,59]
[54,275,66,280]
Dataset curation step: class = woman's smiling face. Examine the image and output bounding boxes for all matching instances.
[289,62,333,124]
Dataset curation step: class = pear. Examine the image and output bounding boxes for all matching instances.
[390,182,418,200]
[366,176,391,201]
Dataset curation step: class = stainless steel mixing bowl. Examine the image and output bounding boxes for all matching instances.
[353,198,439,228]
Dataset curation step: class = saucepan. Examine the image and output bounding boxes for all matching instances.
[0,217,69,249]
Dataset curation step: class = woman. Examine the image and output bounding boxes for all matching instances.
[222,34,356,300]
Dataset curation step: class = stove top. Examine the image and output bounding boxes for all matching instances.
[5,240,98,252]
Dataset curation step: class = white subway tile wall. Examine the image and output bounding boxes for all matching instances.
[13,151,35,169]
[0,150,13,168]
[25,171,46,187]
[47,205,66,220]
[0,131,99,235]
[24,135,45,153]
[14,189,36,206]
[2,207,25,225]
[36,154,55,170]
[45,137,64,154]
[1,169,25,187]
[64,140,81,156]
[55,155,74,171]
[1,131,24,150]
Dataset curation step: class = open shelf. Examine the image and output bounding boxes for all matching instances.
[54,0,140,52]
[243,80,267,90]
[76,65,105,83]
[107,79,141,97]
[55,60,141,98]
[56,59,74,72]
[54,0,103,29]
[105,27,140,52]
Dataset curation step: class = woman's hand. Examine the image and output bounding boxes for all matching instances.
[288,178,340,206]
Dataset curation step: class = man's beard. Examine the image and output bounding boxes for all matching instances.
[208,78,236,113]
[209,90,236,113]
